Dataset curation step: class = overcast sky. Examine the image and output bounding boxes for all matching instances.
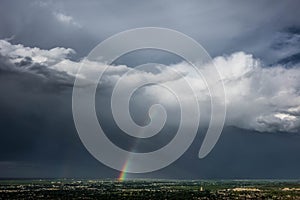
[0,0,300,179]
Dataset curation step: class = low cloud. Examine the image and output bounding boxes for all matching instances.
[0,40,74,85]
[0,40,75,65]
[0,40,300,133]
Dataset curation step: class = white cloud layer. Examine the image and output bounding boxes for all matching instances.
[1,40,300,133]
[0,40,75,66]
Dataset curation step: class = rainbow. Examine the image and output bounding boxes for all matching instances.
[118,161,130,181]
[117,109,161,181]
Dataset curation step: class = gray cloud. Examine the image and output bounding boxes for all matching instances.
[1,39,300,133]
[1,0,300,60]
[0,40,75,86]
[1,0,300,179]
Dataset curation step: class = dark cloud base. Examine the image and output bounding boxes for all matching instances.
[0,0,300,179]
[0,63,300,179]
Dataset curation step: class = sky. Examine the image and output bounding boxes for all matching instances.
[0,0,300,179]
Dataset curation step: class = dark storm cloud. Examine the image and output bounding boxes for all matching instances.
[0,55,180,178]
[2,37,300,133]
[1,38,300,178]
[0,55,119,178]
[0,0,300,179]
[1,65,300,179]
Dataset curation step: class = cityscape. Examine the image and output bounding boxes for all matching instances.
[1,179,300,199]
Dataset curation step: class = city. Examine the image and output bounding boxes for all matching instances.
[1,179,300,199]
